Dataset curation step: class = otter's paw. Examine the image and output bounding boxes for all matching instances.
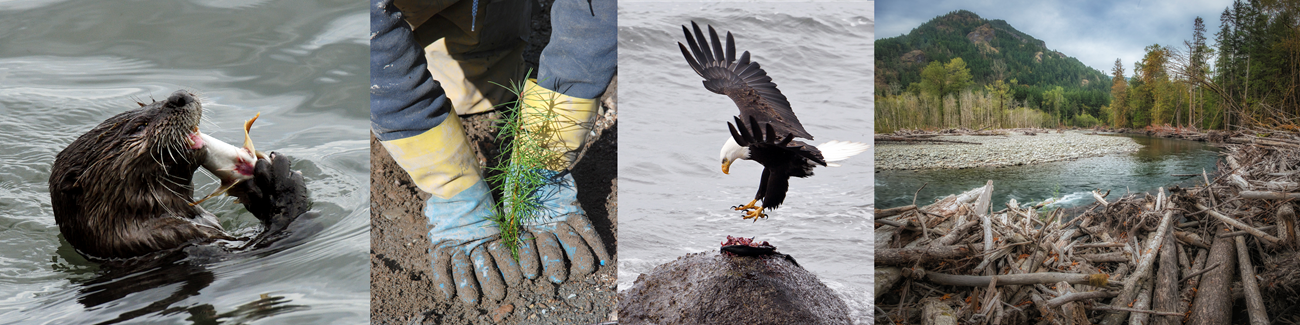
[230,152,311,227]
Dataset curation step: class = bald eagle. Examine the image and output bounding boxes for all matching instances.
[679,21,869,220]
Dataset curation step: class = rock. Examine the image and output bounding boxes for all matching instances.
[618,251,852,325]
[491,304,514,323]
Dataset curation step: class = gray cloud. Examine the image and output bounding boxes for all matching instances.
[878,0,1231,78]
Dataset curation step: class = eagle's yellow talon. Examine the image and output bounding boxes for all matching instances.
[734,199,759,211]
[741,207,767,221]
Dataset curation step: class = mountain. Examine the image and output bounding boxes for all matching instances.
[876,10,1111,107]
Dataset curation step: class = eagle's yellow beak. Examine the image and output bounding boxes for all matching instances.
[722,159,733,175]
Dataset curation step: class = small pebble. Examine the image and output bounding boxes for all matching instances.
[491,304,514,322]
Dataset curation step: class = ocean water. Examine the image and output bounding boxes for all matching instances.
[618,2,875,323]
[0,0,370,323]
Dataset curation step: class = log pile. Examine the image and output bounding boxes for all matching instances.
[875,132,1300,324]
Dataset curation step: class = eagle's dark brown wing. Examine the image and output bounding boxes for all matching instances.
[679,21,813,140]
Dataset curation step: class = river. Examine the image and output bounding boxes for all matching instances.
[876,135,1221,210]
[0,0,370,323]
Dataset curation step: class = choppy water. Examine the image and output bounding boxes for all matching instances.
[0,0,369,323]
[618,2,875,323]
[876,135,1221,210]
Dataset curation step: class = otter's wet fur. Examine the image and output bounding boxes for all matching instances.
[49,90,312,261]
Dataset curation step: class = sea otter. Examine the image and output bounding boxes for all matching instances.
[49,90,311,261]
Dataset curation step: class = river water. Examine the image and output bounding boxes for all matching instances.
[618,2,875,323]
[876,135,1222,210]
[0,1,370,323]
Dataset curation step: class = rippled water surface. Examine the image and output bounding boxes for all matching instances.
[876,135,1221,210]
[619,2,874,323]
[0,0,369,323]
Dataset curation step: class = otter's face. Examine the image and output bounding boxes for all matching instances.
[49,90,207,258]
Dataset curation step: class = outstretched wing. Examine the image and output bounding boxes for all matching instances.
[727,116,825,167]
[680,21,813,140]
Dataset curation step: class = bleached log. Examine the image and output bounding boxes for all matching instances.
[1236,236,1268,325]
[922,271,1110,287]
[1093,190,1109,207]
[1045,290,1118,308]
[1240,190,1300,200]
[875,267,902,300]
[1175,231,1211,249]
[1100,208,1174,325]
[937,220,979,246]
[876,205,916,219]
[877,245,983,266]
[1153,221,1181,325]
[1195,203,1281,245]
[1188,228,1236,325]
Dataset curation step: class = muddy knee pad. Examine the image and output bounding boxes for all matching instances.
[451,249,481,304]
[487,239,524,287]
[470,245,505,302]
[533,231,567,283]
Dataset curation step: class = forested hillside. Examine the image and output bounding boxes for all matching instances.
[878,3,1300,133]
[875,10,1112,132]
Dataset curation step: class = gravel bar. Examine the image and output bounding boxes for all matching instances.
[876,131,1142,170]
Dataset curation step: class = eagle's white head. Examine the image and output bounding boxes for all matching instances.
[719,137,749,174]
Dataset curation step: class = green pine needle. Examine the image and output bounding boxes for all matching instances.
[485,73,567,260]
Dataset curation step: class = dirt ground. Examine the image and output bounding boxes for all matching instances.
[369,76,617,324]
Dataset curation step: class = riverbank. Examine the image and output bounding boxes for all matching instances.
[876,130,1142,170]
[875,129,1300,323]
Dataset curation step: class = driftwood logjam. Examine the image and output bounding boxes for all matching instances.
[875,129,1300,324]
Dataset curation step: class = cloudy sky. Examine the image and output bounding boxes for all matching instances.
[877,0,1234,78]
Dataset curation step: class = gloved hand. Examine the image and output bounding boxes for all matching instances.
[421,81,611,305]
[491,79,610,283]
[423,172,609,305]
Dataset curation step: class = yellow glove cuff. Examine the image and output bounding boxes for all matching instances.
[380,113,481,199]
[521,79,599,171]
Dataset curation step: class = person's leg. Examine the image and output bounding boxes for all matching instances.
[371,0,510,305]
[510,0,618,278]
[401,0,531,115]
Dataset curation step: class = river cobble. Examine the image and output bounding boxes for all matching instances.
[876,131,1142,170]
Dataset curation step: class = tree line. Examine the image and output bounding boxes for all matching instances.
[876,1,1300,133]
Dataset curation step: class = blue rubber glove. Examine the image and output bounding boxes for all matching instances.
[510,169,610,283]
[425,171,610,304]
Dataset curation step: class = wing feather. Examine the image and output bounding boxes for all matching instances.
[678,21,813,140]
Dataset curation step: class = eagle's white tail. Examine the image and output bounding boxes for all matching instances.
[816,140,870,167]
